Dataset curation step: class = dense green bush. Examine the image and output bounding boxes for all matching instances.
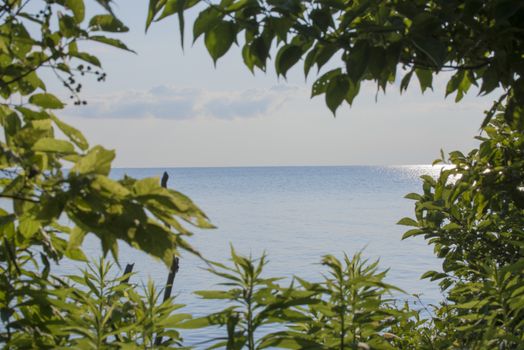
[400,110,524,348]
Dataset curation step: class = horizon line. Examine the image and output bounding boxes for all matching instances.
[108,163,441,170]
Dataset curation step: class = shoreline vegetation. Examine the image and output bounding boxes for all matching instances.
[1,0,523,348]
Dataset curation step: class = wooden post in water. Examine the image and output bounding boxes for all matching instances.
[113,263,134,342]
[161,171,169,188]
[122,263,134,283]
[155,172,180,346]
[162,257,180,301]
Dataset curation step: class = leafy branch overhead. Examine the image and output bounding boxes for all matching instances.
[149,0,524,116]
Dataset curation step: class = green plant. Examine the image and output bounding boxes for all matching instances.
[398,111,524,348]
[181,248,423,350]
[276,253,409,350]
[60,259,191,349]
[0,0,212,347]
[178,247,319,350]
[0,257,189,349]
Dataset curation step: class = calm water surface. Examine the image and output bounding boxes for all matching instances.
[58,165,444,345]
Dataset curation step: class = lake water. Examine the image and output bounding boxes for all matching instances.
[60,165,444,344]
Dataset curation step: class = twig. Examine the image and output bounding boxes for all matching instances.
[113,263,135,342]
[155,172,181,346]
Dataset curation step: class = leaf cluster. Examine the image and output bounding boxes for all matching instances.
[181,248,422,350]
[148,0,524,115]
[398,110,524,348]
[1,257,192,349]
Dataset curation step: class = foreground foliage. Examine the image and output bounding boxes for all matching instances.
[0,0,212,346]
[400,110,524,348]
[0,0,522,349]
[2,258,192,348]
[182,249,412,350]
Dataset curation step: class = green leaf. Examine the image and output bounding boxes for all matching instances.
[310,8,333,32]
[204,21,236,64]
[345,80,360,106]
[479,66,499,95]
[59,15,79,38]
[226,0,253,12]
[152,0,203,47]
[412,36,447,68]
[68,227,87,250]
[146,0,166,30]
[16,107,50,121]
[177,315,216,328]
[402,228,422,239]
[51,115,89,150]
[325,74,349,115]
[420,270,447,281]
[19,217,41,238]
[90,36,136,53]
[193,6,221,42]
[314,43,339,73]
[29,93,65,109]
[32,138,75,153]
[259,335,321,349]
[132,177,162,196]
[91,175,130,197]
[19,71,45,95]
[445,71,464,97]
[71,145,115,175]
[400,71,413,92]
[156,0,201,22]
[0,210,15,239]
[275,45,303,78]
[71,51,102,67]
[65,0,85,22]
[404,193,422,200]
[311,68,341,97]
[415,68,433,93]
[397,217,418,227]
[65,247,88,261]
[250,36,270,71]
[89,14,129,32]
[269,17,292,42]
[194,290,235,299]
[454,300,487,309]
[176,0,186,48]
[346,41,369,82]
[303,46,318,78]
[446,71,471,102]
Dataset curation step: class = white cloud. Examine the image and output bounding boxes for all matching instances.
[66,85,300,120]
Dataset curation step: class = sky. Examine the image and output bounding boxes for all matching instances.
[55,1,495,168]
